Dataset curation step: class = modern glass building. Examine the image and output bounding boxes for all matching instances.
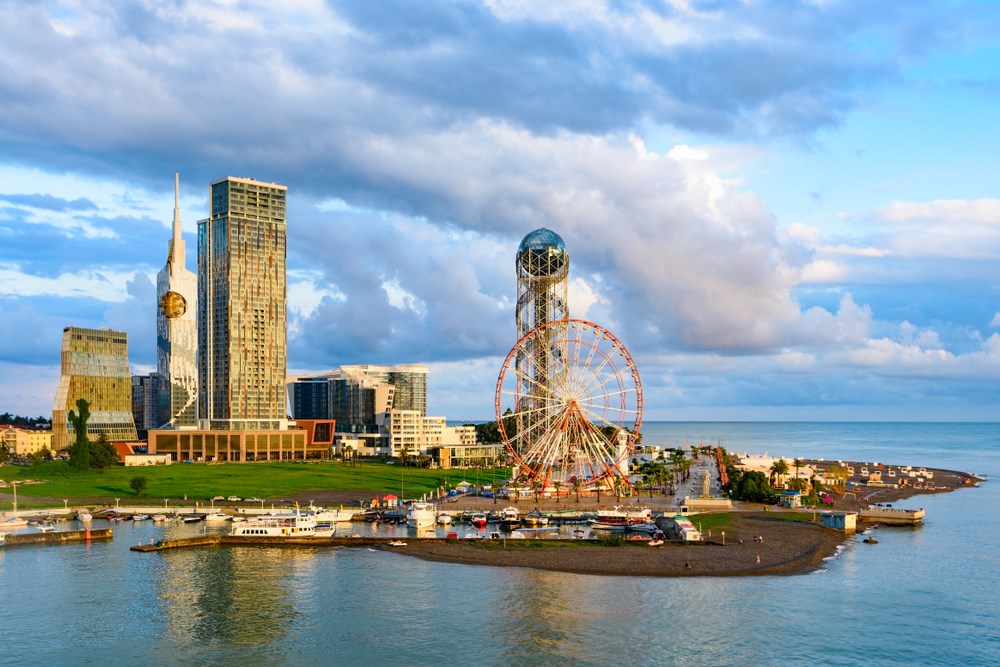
[52,326,139,453]
[197,177,288,431]
[289,364,427,429]
[156,173,198,428]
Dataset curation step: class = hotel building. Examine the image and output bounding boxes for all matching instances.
[52,326,139,453]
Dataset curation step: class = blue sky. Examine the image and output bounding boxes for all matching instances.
[1,0,999,422]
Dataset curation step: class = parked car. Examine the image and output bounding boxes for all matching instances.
[227,496,242,502]
[245,497,263,502]
[212,496,225,501]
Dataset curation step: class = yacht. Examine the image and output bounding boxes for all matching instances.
[230,513,334,537]
[406,502,437,527]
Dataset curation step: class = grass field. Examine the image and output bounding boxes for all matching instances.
[0,460,511,507]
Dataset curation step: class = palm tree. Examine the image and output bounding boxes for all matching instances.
[553,480,563,503]
[793,457,804,484]
[572,479,582,503]
[769,458,789,487]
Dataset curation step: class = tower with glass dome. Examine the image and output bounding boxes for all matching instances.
[514,228,570,455]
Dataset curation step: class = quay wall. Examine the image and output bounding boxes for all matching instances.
[3,529,114,546]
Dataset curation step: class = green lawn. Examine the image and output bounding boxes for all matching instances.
[0,460,510,506]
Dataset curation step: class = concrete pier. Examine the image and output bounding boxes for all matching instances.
[3,528,113,546]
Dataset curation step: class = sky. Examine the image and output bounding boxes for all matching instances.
[1,0,999,422]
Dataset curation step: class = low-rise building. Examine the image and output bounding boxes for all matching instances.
[0,426,53,457]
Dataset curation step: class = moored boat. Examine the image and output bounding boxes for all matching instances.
[471,513,488,529]
[0,517,28,530]
[230,512,334,537]
[436,513,453,525]
[76,511,92,523]
[589,506,652,530]
[498,506,520,530]
[406,502,437,527]
[204,512,231,524]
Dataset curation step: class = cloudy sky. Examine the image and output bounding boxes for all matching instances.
[2,0,999,422]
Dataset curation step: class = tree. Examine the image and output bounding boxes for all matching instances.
[68,398,91,471]
[769,458,789,487]
[130,476,148,497]
[572,478,582,503]
[90,433,119,469]
[553,480,562,503]
[793,457,804,484]
[732,471,777,503]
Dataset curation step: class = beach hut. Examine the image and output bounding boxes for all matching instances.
[382,494,399,507]
[779,491,802,508]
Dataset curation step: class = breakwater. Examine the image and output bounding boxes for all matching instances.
[2,528,113,546]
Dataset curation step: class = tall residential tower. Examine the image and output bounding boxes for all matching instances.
[197,177,288,430]
[156,173,198,428]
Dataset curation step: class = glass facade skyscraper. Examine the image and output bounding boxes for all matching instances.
[198,177,288,430]
[52,326,139,452]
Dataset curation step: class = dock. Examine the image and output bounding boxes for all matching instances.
[2,528,114,546]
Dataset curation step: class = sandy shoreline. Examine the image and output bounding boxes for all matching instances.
[373,513,846,577]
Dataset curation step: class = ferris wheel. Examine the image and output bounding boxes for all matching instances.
[495,318,643,494]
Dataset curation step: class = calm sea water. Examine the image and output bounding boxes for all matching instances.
[2,423,998,666]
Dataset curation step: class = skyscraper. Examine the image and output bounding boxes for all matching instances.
[197,176,288,431]
[52,326,139,452]
[156,173,198,428]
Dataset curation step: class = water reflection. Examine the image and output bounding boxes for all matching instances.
[158,544,321,648]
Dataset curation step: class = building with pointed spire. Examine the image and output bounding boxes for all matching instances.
[155,173,198,428]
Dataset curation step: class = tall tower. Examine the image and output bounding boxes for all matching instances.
[514,228,569,451]
[198,177,288,431]
[52,326,139,452]
[156,173,198,428]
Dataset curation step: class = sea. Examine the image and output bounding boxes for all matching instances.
[1,422,998,666]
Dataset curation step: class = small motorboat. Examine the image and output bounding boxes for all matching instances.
[387,540,407,547]
[648,539,664,547]
[132,514,150,522]
[37,524,57,533]
[183,515,203,524]
[437,513,453,525]
[76,511,92,523]
[471,514,488,529]
[151,514,167,522]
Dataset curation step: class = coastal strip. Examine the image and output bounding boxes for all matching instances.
[129,513,845,577]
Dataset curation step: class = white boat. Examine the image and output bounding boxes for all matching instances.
[387,540,407,547]
[406,502,437,527]
[36,524,57,533]
[310,508,357,523]
[589,506,652,530]
[471,513,488,529]
[498,506,520,529]
[648,539,664,547]
[151,514,167,522]
[230,513,334,537]
[76,511,92,523]
[436,513,453,525]
[132,514,149,522]
[0,517,28,530]
[204,512,231,524]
